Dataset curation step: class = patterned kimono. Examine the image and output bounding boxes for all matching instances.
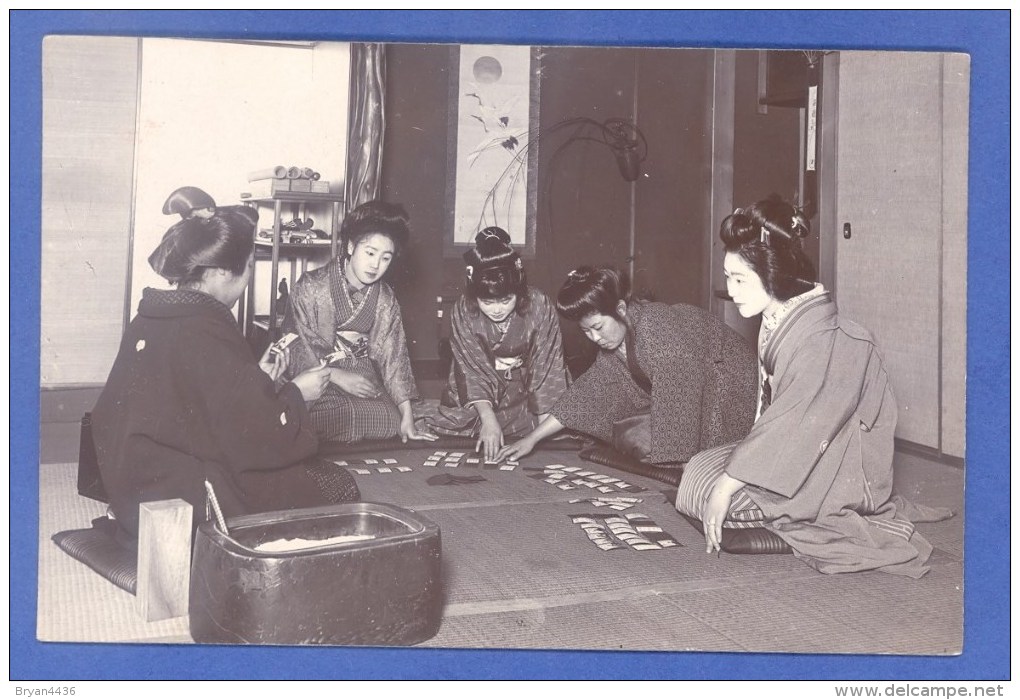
[676,287,952,577]
[281,257,419,442]
[423,287,570,438]
[551,301,758,464]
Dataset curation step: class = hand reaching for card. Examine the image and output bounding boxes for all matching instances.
[476,418,504,461]
[495,436,537,462]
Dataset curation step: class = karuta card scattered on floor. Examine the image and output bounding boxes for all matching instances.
[567,512,679,551]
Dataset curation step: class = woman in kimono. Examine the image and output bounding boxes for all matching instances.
[92,210,355,538]
[420,228,570,460]
[281,201,435,444]
[497,266,757,464]
[676,196,951,577]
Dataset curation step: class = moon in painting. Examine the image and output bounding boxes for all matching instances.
[472,55,503,84]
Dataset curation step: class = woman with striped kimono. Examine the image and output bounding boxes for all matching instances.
[281,201,435,444]
[676,196,951,577]
[420,228,570,460]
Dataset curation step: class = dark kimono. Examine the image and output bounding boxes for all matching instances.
[676,288,951,577]
[281,257,419,442]
[91,288,357,537]
[422,287,570,438]
[552,301,758,464]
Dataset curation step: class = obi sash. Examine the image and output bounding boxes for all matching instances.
[326,259,379,371]
[494,354,524,380]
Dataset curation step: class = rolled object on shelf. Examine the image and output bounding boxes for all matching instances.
[286,166,302,179]
[301,167,318,180]
[310,171,321,181]
[247,166,288,182]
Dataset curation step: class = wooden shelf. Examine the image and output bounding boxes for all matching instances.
[254,239,333,258]
[240,193,344,341]
[241,190,344,204]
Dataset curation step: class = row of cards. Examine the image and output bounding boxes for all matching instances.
[422,450,519,470]
[570,513,679,552]
[525,464,644,494]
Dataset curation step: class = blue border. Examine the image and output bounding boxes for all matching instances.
[12,10,1008,680]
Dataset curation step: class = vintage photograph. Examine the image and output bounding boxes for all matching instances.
[37,34,968,655]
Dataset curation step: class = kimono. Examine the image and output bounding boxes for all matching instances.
[676,287,951,577]
[551,301,758,464]
[281,257,419,442]
[422,287,570,438]
[91,288,358,538]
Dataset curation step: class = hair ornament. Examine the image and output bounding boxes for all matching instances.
[515,258,523,271]
[466,264,474,281]
[567,268,582,281]
[760,226,770,244]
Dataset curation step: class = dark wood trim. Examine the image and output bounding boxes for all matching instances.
[817,51,839,296]
[40,385,104,424]
[895,438,964,469]
[707,49,735,317]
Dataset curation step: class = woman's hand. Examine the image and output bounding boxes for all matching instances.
[476,417,504,462]
[330,368,383,399]
[291,361,331,402]
[472,402,503,461]
[703,472,747,555]
[494,414,564,462]
[258,344,288,382]
[400,414,438,443]
[495,435,537,462]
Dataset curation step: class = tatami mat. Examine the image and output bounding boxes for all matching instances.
[37,464,190,643]
[424,595,737,652]
[36,451,964,652]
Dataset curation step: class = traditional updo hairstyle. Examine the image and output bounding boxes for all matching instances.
[162,186,216,219]
[556,265,632,323]
[147,209,258,287]
[339,200,411,258]
[720,195,816,302]
[463,227,530,315]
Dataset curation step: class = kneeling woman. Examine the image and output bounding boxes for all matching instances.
[677,197,950,577]
[281,201,434,443]
[498,266,758,464]
[92,210,355,537]
[420,228,570,459]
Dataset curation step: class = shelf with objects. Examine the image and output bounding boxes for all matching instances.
[238,173,344,345]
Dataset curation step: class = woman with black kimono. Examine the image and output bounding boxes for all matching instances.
[497,266,758,464]
[280,201,435,444]
[91,209,355,537]
[676,196,952,577]
[420,228,570,460]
